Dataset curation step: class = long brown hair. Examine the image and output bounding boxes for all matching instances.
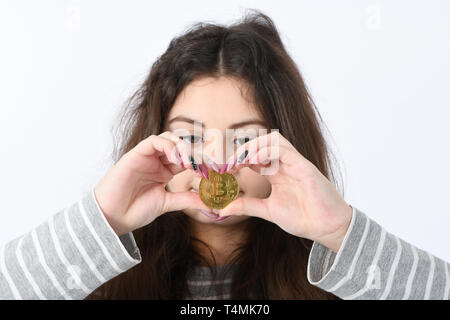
[86,9,342,300]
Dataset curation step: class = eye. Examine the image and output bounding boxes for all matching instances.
[233,136,251,145]
[179,135,203,144]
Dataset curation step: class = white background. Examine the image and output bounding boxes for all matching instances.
[1,0,449,262]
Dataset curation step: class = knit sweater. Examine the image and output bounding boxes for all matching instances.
[0,189,448,299]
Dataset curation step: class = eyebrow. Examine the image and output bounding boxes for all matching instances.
[167,116,267,129]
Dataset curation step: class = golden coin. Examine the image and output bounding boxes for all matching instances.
[199,170,239,209]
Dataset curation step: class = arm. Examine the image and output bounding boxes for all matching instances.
[0,131,209,300]
[0,189,141,300]
[307,205,450,299]
[210,131,450,299]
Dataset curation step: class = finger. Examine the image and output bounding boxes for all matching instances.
[228,132,311,172]
[163,162,186,176]
[224,131,295,172]
[201,154,220,173]
[163,190,211,213]
[158,131,189,168]
[238,145,312,185]
[133,134,190,178]
[198,164,210,180]
[135,134,180,164]
[160,131,203,178]
[216,196,269,221]
[236,143,292,167]
[229,148,279,179]
[163,130,221,177]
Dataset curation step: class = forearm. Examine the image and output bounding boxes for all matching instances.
[0,189,141,299]
[307,205,450,300]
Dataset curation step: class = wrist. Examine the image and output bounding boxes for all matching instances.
[103,213,130,237]
[315,204,353,253]
[93,186,129,236]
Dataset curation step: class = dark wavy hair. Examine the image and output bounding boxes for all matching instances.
[85,9,342,300]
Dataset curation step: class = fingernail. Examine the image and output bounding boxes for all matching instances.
[189,155,197,171]
[205,157,220,172]
[198,164,206,179]
[199,164,209,180]
[225,162,234,173]
[225,155,236,173]
[219,164,227,174]
[175,151,183,166]
[200,209,218,219]
[214,215,231,221]
[237,150,249,164]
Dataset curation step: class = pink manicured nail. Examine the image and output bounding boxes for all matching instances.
[214,215,231,221]
[200,209,217,219]
[175,151,183,166]
[225,156,236,173]
[219,164,227,174]
[205,156,220,172]
[225,161,235,173]
[198,164,209,180]
[210,161,220,173]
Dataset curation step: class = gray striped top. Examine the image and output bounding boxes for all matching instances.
[185,264,235,300]
[0,188,449,299]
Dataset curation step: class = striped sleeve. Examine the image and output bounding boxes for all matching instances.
[307,206,450,299]
[0,189,142,300]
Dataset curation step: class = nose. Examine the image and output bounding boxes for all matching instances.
[201,129,232,172]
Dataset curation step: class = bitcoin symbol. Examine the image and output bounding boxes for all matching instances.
[199,170,239,209]
[214,179,226,197]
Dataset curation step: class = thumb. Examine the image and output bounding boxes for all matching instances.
[163,190,211,213]
[218,197,268,221]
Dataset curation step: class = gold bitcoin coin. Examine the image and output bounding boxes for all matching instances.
[199,170,239,209]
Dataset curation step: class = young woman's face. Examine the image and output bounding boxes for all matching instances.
[163,76,272,225]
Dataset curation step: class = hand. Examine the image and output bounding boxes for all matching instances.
[94,131,211,236]
[216,131,353,253]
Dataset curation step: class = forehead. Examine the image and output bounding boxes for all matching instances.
[165,76,266,130]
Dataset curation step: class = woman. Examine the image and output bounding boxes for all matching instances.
[0,10,448,300]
